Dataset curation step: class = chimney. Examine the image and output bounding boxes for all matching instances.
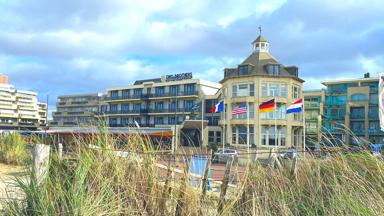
[0,74,9,84]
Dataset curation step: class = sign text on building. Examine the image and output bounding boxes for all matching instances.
[166,73,193,81]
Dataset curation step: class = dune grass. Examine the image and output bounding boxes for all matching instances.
[1,130,384,215]
[0,132,31,165]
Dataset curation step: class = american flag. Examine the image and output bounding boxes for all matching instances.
[232,103,247,115]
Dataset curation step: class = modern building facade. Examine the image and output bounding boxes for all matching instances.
[219,34,304,149]
[0,75,47,130]
[51,93,104,127]
[38,102,48,128]
[322,73,383,145]
[303,89,325,145]
[103,74,221,147]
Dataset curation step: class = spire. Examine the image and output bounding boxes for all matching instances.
[252,26,269,53]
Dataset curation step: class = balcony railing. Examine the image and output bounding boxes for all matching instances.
[105,108,193,114]
[106,91,199,101]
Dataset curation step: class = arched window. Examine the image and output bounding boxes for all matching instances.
[351,94,366,101]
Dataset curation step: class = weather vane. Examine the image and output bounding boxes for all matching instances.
[258,26,262,35]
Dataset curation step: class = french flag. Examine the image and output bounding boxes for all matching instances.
[210,100,224,113]
[286,99,303,114]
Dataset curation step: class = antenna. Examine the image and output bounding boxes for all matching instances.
[258,26,262,35]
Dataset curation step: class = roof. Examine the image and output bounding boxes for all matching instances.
[253,35,268,43]
[321,77,379,85]
[220,51,303,83]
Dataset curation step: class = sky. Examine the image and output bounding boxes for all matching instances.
[0,0,384,113]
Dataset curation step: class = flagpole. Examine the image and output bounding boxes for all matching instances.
[201,97,204,149]
[247,102,250,155]
[275,98,278,146]
[223,100,225,153]
[303,98,306,158]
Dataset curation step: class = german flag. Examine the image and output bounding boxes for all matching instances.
[259,99,275,113]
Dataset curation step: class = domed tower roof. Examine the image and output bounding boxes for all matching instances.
[252,35,268,43]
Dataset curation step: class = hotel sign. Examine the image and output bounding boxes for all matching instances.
[166,73,193,81]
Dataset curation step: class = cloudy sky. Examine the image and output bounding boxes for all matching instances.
[1,0,384,113]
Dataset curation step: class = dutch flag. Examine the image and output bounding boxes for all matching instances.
[286,99,303,114]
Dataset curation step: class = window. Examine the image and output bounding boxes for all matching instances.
[281,84,287,97]
[121,118,129,126]
[269,83,279,97]
[261,126,267,145]
[369,107,378,119]
[109,118,117,126]
[238,65,249,76]
[238,126,247,144]
[232,126,237,144]
[250,83,255,96]
[249,103,255,118]
[122,90,130,99]
[111,90,119,99]
[238,65,248,75]
[279,127,286,146]
[267,64,280,75]
[155,87,165,97]
[269,127,277,146]
[292,85,300,99]
[261,104,285,120]
[216,131,221,143]
[184,100,195,111]
[208,131,215,143]
[170,85,179,96]
[169,101,178,111]
[134,103,141,112]
[351,94,366,101]
[232,85,237,97]
[238,84,248,97]
[184,84,196,95]
[168,117,178,125]
[155,102,164,112]
[134,89,142,97]
[110,104,118,113]
[351,121,365,133]
[133,117,141,124]
[370,94,378,104]
[154,117,164,125]
[351,107,365,119]
[262,83,268,97]
[121,104,130,113]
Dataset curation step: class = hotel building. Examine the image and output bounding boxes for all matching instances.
[0,74,47,130]
[321,73,383,145]
[219,34,304,148]
[103,74,221,146]
[51,93,104,127]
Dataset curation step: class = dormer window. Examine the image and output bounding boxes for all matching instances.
[238,65,249,75]
[267,64,280,76]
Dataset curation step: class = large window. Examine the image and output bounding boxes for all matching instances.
[110,104,118,113]
[184,84,196,95]
[155,102,164,112]
[269,83,279,97]
[121,104,130,113]
[370,94,378,104]
[170,85,179,96]
[134,89,142,97]
[261,126,267,145]
[169,101,178,111]
[111,90,119,99]
[232,83,252,97]
[262,83,267,97]
[351,121,365,133]
[268,127,276,146]
[133,103,141,112]
[281,84,287,97]
[238,65,249,75]
[155,87,165,97]
[267,64,280,76]
[351,94,366,101]
[184,100,195,111]
[369,107,379,119]
[154,117,164,125]
[231,126,254,145]
[350,107,365,119]
[121,118,129,126]
[122,90,130,99]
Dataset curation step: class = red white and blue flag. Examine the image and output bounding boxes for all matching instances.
[210,100,224,113]
[286,99,303,114]
[232,103,247,115]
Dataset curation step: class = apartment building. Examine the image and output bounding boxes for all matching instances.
[38,102,48,128]
[51,93,103,127]
[322,73,383,145]
[219,34,304,149]
[0,75,46,130]
[303,89,325,145]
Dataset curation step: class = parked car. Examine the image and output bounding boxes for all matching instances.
[212,148,238,164]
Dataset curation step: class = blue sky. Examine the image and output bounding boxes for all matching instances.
[0,0,384,113]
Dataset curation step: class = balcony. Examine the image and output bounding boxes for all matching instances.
[304,103,321,108]
[106,91,199,101]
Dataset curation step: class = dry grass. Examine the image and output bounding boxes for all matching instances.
[1,130,383,215]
